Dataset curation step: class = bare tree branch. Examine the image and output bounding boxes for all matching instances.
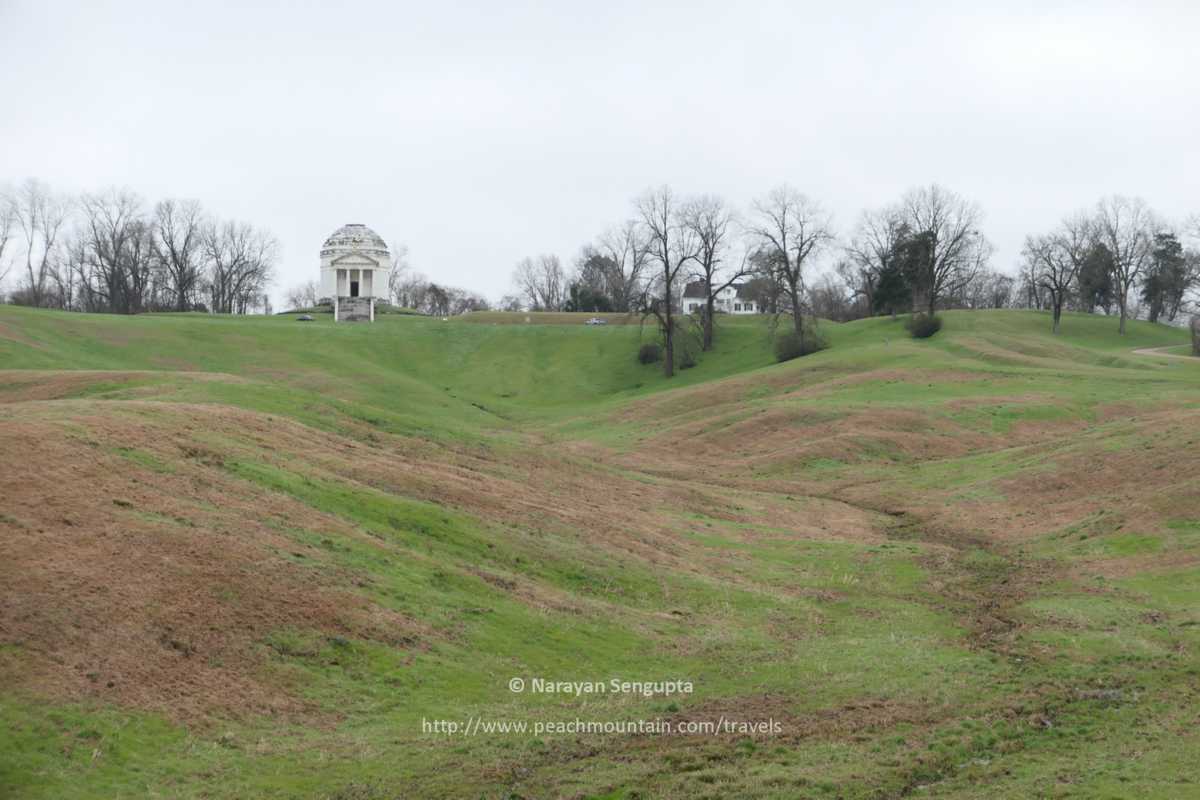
[1094,195,1157,334]
[13,178,71,308]
[895,184,992,315]
[0,187,16,289]
[1023,211,1090,334]
[746,185,833,344]
[203,219,277,314]
[594,219,651,312]
[680,194,742,351]
[512,254,566,311]
[152,198,205,311]
[636,185,698,377]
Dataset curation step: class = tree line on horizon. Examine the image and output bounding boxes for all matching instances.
[5,177,1197,363]
[496,185,1199,375]
[0,179,277,315]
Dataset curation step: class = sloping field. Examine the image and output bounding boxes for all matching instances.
[1,306,1198,799]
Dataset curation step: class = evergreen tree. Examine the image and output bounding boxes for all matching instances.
[1140,232,1187,323]
[1076,242,1116,314]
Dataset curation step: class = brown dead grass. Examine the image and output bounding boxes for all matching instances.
[604,405,993,502]
[0,405,424,723]
[1080,550,1200,579]
[9,357,1190,728]
[0,390,887,722]
[971,409,1200,543]
[0,369,249,404]
[809,406,1200,584]
[611,366,984,430]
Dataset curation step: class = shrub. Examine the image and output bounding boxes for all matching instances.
[678,349,697,369]
[774,326,827,362]
[637,342,663,364]
[906,312,943,339]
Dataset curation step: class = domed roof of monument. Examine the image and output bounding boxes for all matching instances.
[320,223,390,258]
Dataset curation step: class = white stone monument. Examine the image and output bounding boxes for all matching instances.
[319,223,390,322]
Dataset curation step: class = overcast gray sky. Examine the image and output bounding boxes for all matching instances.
[2,0,1198,303]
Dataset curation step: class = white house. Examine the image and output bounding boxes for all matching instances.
[681,282,759,315]
[320,223,390,322]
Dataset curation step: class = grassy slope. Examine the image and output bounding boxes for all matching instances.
[1,306,1198,799]
[0,308,775,425]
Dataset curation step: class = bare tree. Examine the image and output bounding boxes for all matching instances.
[1187,218,1200,319]
[809,271,857,322]
[1022,212,1090,333]
[964,269,1016,310]
[0,187,16,288]
[13,179,71,307]
[1178,250,1200,321]
[404,275,433,312]
[498,293,523,312]
[742,250,786,314]
[894,184,991,315]
[284,280,321,310]
[512,254,566,311]
[386,241,412,306]
[152,199,205,311]
[1093,195,1156,334]
[445,286,490,314]
[681,194,744,350]
[391,271,430,310]
[537,253,565,310]
[125,218,156,312]
[747,185,833,346]
[594,219,652,312]
[77,189,153,313]
[204,220,277,314]
[637,185,698,377]
[844,207,906,314]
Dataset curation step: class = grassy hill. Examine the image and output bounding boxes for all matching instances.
[1,306,1198,799]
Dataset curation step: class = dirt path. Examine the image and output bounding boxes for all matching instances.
[1131,345,1196,360]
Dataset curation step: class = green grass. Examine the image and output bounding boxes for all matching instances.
[1,304,1198,798]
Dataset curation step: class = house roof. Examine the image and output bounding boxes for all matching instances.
[682,281,754,300]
